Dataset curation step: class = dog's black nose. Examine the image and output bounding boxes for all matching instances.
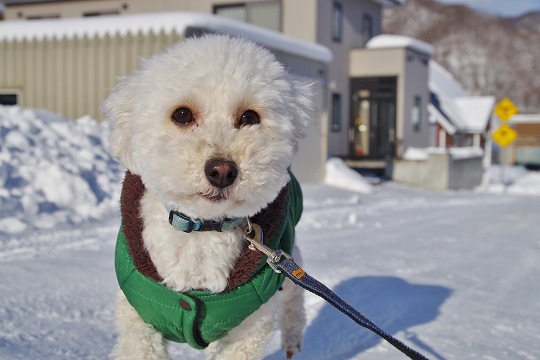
[205,158,238,189]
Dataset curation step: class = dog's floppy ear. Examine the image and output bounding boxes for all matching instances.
[288,78,314,151]
[103,77,138,173]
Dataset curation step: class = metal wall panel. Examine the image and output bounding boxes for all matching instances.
[1,30,183,120]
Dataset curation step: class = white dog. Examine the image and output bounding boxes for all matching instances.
[105,35,312,360]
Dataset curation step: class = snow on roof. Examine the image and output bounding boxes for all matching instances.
[510,114,540,124]
[429,61,467,99]
[0,12,333,63]
[454,96,496,133]
[366,34,434,56]
[429,60,495,134]
[447,146,483,160]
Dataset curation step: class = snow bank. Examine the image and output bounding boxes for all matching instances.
[402,146,483,161]
[402,147,429,161]
[0,106,123,235]
[324,158,372,194]
[510,172,540,195]
[485,165,540,196]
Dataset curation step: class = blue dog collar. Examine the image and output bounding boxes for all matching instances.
[168,210,247,233]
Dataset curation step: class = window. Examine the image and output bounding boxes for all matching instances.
[26,14,60,20]
[214,3,246,22]
[361,14,373,45]
[0,93,18,105]
[83,10,120,17]
[332,2,343,42]
[214,2,281,32]
[412,96,422,132]
[331,93,342,132]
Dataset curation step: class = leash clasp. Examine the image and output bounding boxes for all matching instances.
[243,218,292,273]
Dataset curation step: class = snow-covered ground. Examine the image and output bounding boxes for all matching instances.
[1,107,539,360]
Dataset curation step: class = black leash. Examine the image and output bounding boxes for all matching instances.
[243,221,430,360]
[277,258,430,360]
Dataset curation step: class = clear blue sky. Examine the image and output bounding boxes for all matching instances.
[435,0,540,17]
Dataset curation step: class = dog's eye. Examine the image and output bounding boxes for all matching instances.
[171,107,195,126]
[237,110,260,128]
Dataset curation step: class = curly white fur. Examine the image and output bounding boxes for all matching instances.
[105,35,310,360]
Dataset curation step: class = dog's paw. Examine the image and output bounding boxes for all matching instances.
[283,339,302,359]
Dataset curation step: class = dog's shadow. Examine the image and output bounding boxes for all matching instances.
[267,276,451,360]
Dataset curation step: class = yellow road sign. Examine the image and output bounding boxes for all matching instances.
[494,98,519,122]
[492,124,517,147]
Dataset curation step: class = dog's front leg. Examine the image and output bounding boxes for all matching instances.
[111,290,170,360]
[205,296,279,360]
[280,244,306,359]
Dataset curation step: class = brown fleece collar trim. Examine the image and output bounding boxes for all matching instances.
[119,171,290,291]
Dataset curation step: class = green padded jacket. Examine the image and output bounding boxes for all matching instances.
[115,175,303,349]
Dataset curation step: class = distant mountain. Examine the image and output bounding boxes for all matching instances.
[384,0,540,113]
[515,12,540,31]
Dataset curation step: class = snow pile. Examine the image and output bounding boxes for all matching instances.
[0,106,123,235]
[485,165,540,196]
[402,147,429,161]
[402,146,483,161]
[510,172,540,195]
[324,157,372,194]
[448,146,483,160]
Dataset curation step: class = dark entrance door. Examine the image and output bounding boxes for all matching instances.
[350,77,396,160]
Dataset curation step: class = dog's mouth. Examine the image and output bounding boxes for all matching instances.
[199,188,231,203]
[200,192,228,203]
